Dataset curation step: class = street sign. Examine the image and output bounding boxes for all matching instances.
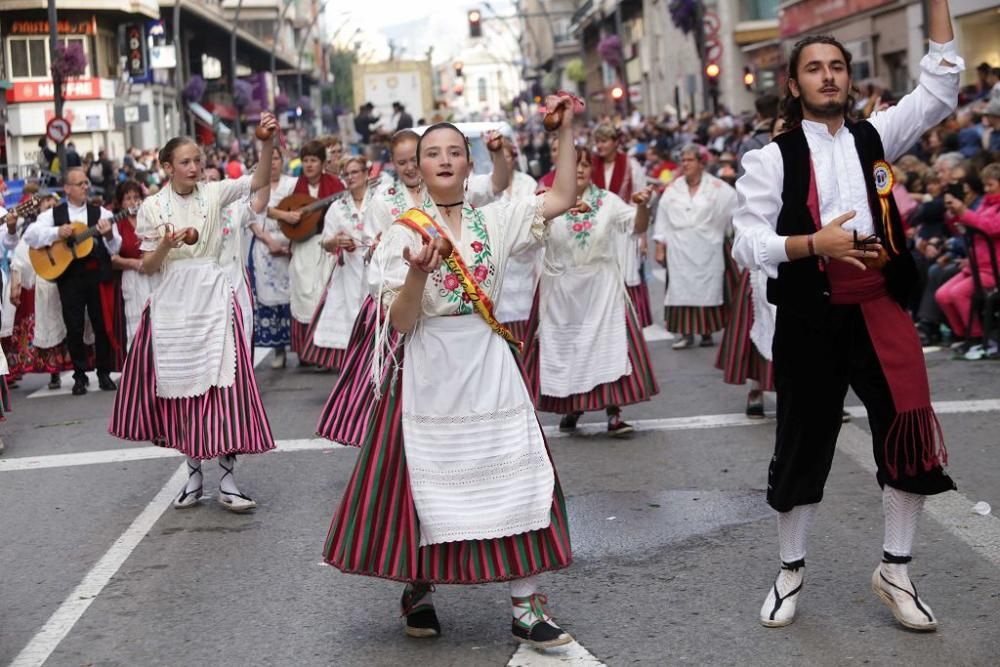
[124,105,140,123]
[46,116,71,144]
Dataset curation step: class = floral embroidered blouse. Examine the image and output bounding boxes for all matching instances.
[371,191,545,318]
[543,184,636,271]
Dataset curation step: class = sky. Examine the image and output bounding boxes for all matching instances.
[325,0,518,65]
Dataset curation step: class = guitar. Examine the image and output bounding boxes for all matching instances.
[3,195,42,226]
[29,206,138,281]
[276,176,383,242]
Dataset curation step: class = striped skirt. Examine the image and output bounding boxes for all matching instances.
[290,319,309,355]
[664,305,727,336]
[3,289,74,381]
[509,289,541,405]
[323,341,572,584]
[316,296,401,448]
[715,270,775,391]
[109,301,276,460]
[298,289,346,371]
[627,281,654,329]
[537,306,659,414]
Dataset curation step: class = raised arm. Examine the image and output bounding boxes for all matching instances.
[539,95,578,221]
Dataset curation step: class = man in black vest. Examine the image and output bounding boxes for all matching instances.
[24,167,121,395]
[733,0,961,633]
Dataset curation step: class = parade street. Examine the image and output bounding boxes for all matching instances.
[0,272,998,667]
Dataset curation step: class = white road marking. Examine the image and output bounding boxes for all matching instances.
[9,463,188,667]
[6,400,1000,473]
[508,642,606,666]
[26,371,122,399]
[836,423,1000,569]
[0,438,344,473]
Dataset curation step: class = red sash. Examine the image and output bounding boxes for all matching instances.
[394,208,521,351]
[592,152,633,200]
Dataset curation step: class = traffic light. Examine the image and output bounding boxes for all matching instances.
[705,62,720,82]
[468,10,482,38]
[743,66,755,91]
[453,61,464,78]
[610,85,625,101]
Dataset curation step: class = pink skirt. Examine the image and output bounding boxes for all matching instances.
[290,319,309,355]
[715,270,775,391]
[109,300,276,460]
[298,287,347,371]
[627,281,653,329]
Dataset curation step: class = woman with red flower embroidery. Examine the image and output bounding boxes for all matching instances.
[299,156,376,370]
[324,98,582,650]
[316,128,512,447]
[534,147,659,436]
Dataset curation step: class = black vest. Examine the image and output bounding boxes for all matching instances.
[765,121,916,317]
[52,202,113,282]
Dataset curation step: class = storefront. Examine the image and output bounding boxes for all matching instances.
[952,1,1000,84]
[778,0,921,97]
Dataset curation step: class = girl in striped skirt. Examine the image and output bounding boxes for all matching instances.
[299,156,375,371]
[315,131,421,447]
[325,103,581,649]
[316,130,511,446]
[109,115,279,513]
[535,148,659,436]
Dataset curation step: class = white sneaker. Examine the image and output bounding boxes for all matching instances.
[671,335,695,350]
[760,565,804,627]
[871,563,937,632]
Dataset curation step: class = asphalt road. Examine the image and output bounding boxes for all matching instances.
[1,279,999,667]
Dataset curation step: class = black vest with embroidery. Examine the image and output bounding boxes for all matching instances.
[765,121,916,315]
[52,202,113,282]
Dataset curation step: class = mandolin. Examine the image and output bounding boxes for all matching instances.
[276,177,383,242]
[29,206,138,281]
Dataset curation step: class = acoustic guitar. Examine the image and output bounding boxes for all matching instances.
[29,206,137,281]
[275,177,384,242]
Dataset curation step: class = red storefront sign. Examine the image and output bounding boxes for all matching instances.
[9,18,96,35]
[780,0,894,37]
[5,78,105,103]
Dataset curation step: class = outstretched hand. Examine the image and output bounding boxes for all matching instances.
[403,243,442,274]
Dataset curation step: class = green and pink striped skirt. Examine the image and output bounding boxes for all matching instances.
[535,305,659,414]
[316,296,398,448]
[715,270,774,390]
[323,341,572,584]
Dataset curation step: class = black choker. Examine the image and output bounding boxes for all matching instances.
[435,200,464,209]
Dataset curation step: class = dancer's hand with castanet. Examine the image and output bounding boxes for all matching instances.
[800,210,884,271]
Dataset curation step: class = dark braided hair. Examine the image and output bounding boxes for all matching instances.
[780,35,860,130]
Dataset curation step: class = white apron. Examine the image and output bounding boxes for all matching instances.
[538,185,635,397]
[250,175,295,306]
[371,193,552,546]
[539,265,630,396]
[289,235,333,324]
[121,269,161,349]
[313,192,375,349]
[150,258,235,398]
[403,315,554,546]
[750,268,777,361]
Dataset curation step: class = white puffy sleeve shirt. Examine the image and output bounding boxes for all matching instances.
[732,40,964,278]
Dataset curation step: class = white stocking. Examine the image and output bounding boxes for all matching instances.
[777,503,818,564]
[218,454,242,495]
[183,457,203,493]
[882,486,924,571]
